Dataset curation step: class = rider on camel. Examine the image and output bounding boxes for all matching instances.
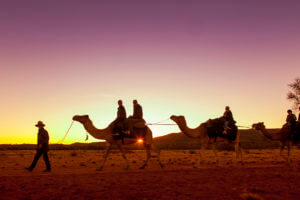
[286,109,297,137]
[223,106,234,134]
[128,100,145,135]
[112,100,127,135]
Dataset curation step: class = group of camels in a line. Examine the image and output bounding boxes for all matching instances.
[72,114,299,171]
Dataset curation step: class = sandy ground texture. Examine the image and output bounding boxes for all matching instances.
[1,149,300,200]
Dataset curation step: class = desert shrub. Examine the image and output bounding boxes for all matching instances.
[0,152,6,156]
[70,152,77,157]
[189,150,197,154]
[240,192,264,200]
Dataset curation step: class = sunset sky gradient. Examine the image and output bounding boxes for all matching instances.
[1,0,299,144]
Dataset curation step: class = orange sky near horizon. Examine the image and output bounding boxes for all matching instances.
[0,0,299,144]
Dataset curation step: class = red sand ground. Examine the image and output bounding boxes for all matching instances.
[1,149,300,200]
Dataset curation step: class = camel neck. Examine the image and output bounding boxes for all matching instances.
[82,120,112,140]
[260,128,284,141]
[177,123,200,139]
[178,123,188,133]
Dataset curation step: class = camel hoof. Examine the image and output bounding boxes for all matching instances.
[159,163,164,168]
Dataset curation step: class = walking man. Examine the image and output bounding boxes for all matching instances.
[26,121,51,172]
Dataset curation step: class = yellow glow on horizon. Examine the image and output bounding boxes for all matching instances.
[0,84,293,145]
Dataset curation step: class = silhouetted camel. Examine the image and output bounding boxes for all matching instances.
[73,115,163,170]
[171,115,243,167]
[252,122,300,164]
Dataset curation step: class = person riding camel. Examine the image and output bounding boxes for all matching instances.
[112,100,127,136]
[128,100,145,135]
[286,109,297,137]
[133,99,143,119]
[222,106,234,134]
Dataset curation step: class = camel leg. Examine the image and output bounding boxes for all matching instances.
[234,142,243,165]
[152,144,163,168]
[279,143,288,161]
[280,144,285,157]
[238,143,244,165]
[233,143,239,164]
[140,144,151,169]
[97,143,112,171]
[211,142,219,166]
[196,142,207,168]
[116,143,130,170]
[287,142,291,165]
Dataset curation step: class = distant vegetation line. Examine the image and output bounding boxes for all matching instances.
[1,129,295,150]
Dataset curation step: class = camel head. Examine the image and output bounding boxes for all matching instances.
[252,122,265,130]
[170,115,187,127]
[72,115,91,124]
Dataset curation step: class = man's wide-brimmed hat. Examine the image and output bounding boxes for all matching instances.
[35,121,45,127]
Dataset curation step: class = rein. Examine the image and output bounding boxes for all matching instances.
[59,120,89,143]
[58,121,74,144]
[147,123,176,126]
[237,125,252,129]
[146,118,176,126]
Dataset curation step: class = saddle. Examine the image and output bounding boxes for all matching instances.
[126,118,147,138]
[112,118,147,141]
[284,122,300,143]
[205,117,238,142]
[293,122,300,143]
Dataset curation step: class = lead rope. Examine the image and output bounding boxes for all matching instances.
[59,121,74,144]
[59,121,89,143]
[146,117,176,126]
[237,125,252,129]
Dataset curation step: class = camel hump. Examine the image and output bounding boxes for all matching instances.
[133,121,146,128]
[126,118,146,129]
[206,117,225,128]
[206,117,238,142]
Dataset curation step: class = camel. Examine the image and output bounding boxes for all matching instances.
[72,115,163,170]
[252,122,299,164]
[170,115,243,167]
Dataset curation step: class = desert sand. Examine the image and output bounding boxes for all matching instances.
[1,149,300,200]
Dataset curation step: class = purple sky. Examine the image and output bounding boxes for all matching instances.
[1,0,299,143]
